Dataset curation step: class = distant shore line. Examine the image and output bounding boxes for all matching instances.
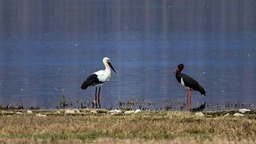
[0,102,255,112]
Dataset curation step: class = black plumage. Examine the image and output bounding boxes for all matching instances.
[80,74,103,90]
[176,73,206,96]
[174,64,206,96]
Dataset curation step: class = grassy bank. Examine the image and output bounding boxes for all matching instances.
[0,109,256,143]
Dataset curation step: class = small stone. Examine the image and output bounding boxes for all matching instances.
[64,109,80,114]
[195,112,204,117]
[234,113,244,117]
[27,110,33,114]
[91,110,97,114]
[16,112,23,115]
[224,113,230,117]
[124,110,135,114]
[114,109,122,114]
[239,109,250,114]
[134,109,142,113]
[36,113,47,117]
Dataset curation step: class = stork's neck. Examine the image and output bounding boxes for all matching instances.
[175,70,182,83]
[104,63,111,76]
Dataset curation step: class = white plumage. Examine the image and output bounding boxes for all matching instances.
[94,69,111,84]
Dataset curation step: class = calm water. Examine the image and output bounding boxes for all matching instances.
[0,0,256,110]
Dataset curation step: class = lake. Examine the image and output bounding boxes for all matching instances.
[0,0,255,110]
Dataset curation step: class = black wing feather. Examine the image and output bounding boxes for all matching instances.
[182,73,206,96]
[80,74,103,90]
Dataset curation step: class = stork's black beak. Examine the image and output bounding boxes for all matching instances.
[108,62,116,73]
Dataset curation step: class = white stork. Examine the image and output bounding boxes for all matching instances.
[81,57,116,109]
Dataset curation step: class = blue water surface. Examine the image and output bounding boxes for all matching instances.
[0,0,256,110]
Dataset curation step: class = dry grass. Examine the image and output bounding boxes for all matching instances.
[0,109,256,144]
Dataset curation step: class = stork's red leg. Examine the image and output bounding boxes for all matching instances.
[189,90,192,109]
[186,89,189,110]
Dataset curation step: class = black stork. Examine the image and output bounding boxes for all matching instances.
[173,64,206,110]
[81,57,116,109]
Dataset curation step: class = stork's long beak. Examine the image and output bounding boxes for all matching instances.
[172,67,178,75]
[108,62,116,73]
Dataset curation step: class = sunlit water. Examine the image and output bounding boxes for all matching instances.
[0,0,256,110]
